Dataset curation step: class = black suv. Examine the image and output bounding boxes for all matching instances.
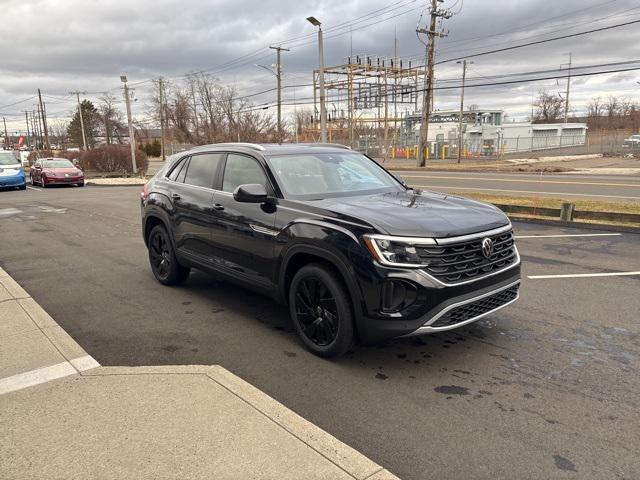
[141,143,520,357]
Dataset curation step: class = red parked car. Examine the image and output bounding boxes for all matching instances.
[30,158,84,188]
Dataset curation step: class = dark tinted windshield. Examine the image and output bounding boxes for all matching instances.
[0,151,20,166]
[266,152,403,199]
[44,159,74,168]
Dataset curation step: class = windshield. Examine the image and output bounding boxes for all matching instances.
[0,151,20,166]
[266,152,404,199]
[44,159,74,168]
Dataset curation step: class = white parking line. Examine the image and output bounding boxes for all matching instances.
[528,271,640,279]
[26,186,41,191]
[515,233,622,239]
[0,355,100,395]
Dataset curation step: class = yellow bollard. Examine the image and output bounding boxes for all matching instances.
[414,145,418,158]
[463,145,467,158]
[405,147,409,159]
[441,145,446,160]
[391,147,395,160]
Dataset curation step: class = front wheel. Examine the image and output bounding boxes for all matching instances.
[289,264,354,358]
[147,224,190,285]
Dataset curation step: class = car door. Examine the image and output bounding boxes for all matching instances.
[168,153,223,262]
[209,153,278,289]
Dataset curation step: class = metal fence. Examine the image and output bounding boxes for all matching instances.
[352,131,638,161]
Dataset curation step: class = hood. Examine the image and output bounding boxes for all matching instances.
[308,190,509,238]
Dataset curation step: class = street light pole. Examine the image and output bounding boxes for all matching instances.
[121,76,137,174]
[307,16,327,143]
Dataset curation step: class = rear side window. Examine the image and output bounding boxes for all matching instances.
[167,157,189,181]
[183,153,223,188]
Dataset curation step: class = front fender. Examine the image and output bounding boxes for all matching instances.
[276,220,375,330]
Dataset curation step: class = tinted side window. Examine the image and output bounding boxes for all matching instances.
[183,153,223,188]
[222,154,267,193]
[167,157,188,181]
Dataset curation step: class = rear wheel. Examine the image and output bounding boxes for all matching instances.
[289,264,354,358]
[77,182,85,187]
[41,176,47,188]
[19,184,26,191]
[147,224,190,285]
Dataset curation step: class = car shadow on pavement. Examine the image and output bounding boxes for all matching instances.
[179,269,514,373]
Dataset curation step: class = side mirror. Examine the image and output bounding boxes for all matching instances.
[233,184,269,203]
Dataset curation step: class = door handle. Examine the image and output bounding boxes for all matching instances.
[213,203,225,211]
[171,193,181,200]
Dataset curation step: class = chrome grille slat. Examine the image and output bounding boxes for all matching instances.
[417,229,518,284]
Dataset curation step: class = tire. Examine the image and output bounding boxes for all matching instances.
[289,263,354,358]
[30,175,35,186]
[19,184,26,191]
[41,177,47,188]
[77,182,85,187]
[147,224,190,285]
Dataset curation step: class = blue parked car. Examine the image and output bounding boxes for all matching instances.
[0,151,26,190]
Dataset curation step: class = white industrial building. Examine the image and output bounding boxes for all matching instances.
[399,108,587,155]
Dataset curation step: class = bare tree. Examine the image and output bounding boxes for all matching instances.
[533,89,564,122]
[98,93,125,144]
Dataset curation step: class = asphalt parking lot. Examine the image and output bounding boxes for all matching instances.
[1,185,639,479]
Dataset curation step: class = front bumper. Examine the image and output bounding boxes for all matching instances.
[0,172,26,187]
[45,175,84,184]
[355,253,522,343]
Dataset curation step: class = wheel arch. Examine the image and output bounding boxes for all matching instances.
[279,245,365,337]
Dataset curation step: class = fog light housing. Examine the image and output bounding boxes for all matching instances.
[381,279,417,313]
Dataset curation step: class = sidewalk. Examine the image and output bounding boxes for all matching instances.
[0,266,398,480]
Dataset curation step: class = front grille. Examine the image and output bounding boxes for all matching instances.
[417,229,517,284]
[430,284,520,328]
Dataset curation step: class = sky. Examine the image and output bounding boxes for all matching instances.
[2,0,640,134]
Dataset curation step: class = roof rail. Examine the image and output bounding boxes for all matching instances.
[296,143,351,150]
[197,142,266,151]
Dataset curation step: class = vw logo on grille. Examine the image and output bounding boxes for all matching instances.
[481,238,494,258]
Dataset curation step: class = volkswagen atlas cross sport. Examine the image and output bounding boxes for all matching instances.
[141,143,520,357]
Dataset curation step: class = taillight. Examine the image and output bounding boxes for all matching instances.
[141,183,149,201]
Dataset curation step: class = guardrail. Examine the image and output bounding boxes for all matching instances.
[494,203,640,225]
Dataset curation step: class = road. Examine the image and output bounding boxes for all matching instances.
[390,170,640,203]
[1,186,639,479]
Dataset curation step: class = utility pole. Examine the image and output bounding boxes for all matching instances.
[158,78,166,161]
[70,91,88,150]
[269,45,290,143]
[24,112,31,147]
[416,0,451,167]
[37,89,50,149]
[307,17,327,143]
[456,59,471,164]
[3,117,9,148]
[563,52,572,123]
[383,59,389,161]
[35,105,44,149]
[121,76,137,174]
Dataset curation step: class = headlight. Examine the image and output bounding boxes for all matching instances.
[363,234,434,268]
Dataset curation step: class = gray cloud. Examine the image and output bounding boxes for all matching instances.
[3,0,640,131]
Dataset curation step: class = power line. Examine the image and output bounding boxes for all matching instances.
[436,18,640,65]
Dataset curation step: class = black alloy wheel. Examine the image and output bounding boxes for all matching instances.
[289,264,354,358]
[148,224,190,285]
